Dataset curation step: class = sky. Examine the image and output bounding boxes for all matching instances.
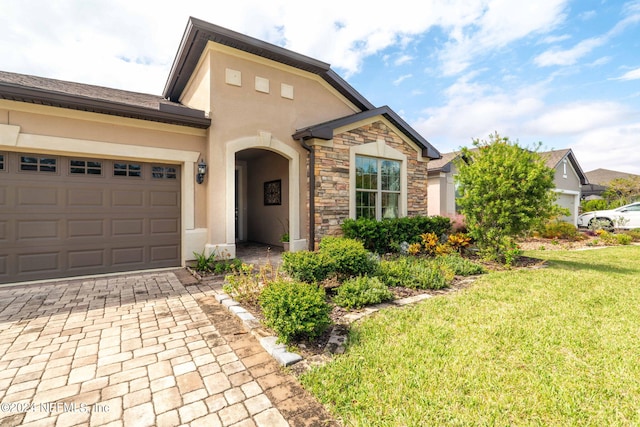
[1,0,639,174]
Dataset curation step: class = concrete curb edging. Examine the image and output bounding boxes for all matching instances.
[212,289,303,367]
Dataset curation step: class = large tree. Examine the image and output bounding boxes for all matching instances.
[455,133,558,262]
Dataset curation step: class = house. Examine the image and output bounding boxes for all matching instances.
[0,17,440,284]
[427,148,588,226]
[583,168,640,199]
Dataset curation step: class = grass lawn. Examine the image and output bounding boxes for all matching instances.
[300,246,640,426]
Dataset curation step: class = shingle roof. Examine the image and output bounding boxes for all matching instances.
[0,70,210,128]
[585,168,640,185]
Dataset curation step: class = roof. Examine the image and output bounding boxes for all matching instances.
[163,17,375,111]
[292,106,441,160]
[539,149,588,185]
[427,147,588,184]
[584,168,640,185]
[0,70,211,129]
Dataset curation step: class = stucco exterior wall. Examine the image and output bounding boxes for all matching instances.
[313,120,429,242]
[179,44,363,253]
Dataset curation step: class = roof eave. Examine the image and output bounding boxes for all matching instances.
[0,83,211,129]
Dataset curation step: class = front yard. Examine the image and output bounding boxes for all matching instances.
[300,246,640,426]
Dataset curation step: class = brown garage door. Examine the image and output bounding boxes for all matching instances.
[0,152,181,284]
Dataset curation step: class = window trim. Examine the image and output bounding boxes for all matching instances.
[349,139,408,220]
[113,162,143,178]
[69,158,104,177]
[0,152,5,172]
[18,154,59,174]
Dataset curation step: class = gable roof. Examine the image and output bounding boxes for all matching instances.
[163,17,375,111]
[0,70,210,129]
[292,106,441,160]
[584,168,640,185]
[539,149,588,185]
[427,147,588,184]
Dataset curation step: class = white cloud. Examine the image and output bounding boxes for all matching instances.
[534,37,605,67]
[393,74,413,86]
[394,55,414,66]
[615,67,640,81]
[572,124,640,174]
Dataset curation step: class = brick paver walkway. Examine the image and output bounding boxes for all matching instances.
[0,270,338,427]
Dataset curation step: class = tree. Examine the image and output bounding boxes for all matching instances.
[602,176,640,207]
[454,133,558,262]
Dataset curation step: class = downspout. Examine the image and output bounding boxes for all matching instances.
[299,137,315,251]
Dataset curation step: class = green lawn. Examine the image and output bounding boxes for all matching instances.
[301,246,640,426]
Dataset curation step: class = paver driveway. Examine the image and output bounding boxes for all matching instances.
[0,270,336,427]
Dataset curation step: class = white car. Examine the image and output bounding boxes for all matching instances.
[577,202,640,230]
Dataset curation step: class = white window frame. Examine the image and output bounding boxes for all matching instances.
[350,139,408,219]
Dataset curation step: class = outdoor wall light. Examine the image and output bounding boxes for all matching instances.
[196,159,207,184]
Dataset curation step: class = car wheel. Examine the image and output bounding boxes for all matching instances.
[596,217,614,231]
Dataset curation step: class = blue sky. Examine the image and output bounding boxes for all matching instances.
[1,0,639,174]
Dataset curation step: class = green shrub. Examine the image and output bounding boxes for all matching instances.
[281,251,334,283]
[377,257,450,290]
[616,233,632,245]
[581,199,609,212]
[341,216,451,254]
[435,253,486,276]
[318,236,378,279]
[539,220,580,240]
[333,276,394,309]
[623,228,640,242]
[259,280,331,344]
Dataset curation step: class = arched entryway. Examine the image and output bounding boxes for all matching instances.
[223,133,305,254]
[235,148,289,246]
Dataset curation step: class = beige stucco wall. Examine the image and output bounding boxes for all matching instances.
[179,43,363,254]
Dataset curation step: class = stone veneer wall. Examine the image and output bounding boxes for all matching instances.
[313,120,429,244]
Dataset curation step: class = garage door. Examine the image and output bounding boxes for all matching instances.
[0,152,181,284]
[556,193,577,225]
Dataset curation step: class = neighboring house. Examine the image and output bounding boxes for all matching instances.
[583,168,640,199]
[0,17,440,284]
[426,148,588,225]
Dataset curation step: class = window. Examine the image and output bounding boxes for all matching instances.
[355,155,400,220]
[0,153,4,171]
[70,159,102,175]
[20,155,57,172]
[152,166,177,179]
[114,163,141,177]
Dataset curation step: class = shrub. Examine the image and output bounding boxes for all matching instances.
[281,251,334,283]
[447,233,472,253]
[259,280,331,344]
[318,236,378,279]
[341,216,451,254]
[623,228,640,242]
[420,232,440,256]
[581,199,609,212]
[333,276,394,309]
[378,257,450,290]
[435,253,486,276]
[223,262,280,305]
[616,233,632,245]
[539,220,580,240]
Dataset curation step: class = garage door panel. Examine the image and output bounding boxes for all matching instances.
[17,186,59,206]
[151,245,180,262]
[151,191,179,207]
[67,189,105,207]
[18,252,60,273]
[1,153,181,284]
[17,220,60,240]
[68,250,105,269]
[112,247,145,265]
[67,219,105,238]
[112,219,145,236]
[150,218,179,234]
[112,190,144,207]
